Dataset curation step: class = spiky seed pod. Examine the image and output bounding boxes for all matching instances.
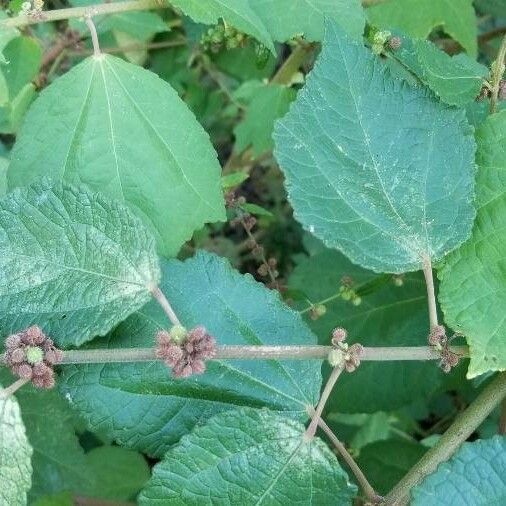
[331,327,347,345]
[388,36,402,50]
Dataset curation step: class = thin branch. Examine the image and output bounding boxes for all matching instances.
[308,407,380,504]
[305,365,344,439]
[385,371,506,505]
[0,378,30,398]
[490,34,506,113]
[150,287,181,326]
[84,15,101,57]
[0,345,468,366]
[271,43,315,85]
[422,256,438,330]
[0,0,166,28]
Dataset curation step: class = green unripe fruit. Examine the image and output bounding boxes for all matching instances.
[352,295,362,306]
[314,304,327,317]
[169,325,188,344]
[25,346,44,365]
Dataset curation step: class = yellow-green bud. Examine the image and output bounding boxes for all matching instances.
[169,325,187,344]
[25,346,44,365]
[328,348,345,368]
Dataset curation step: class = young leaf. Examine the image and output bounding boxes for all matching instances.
[0,384,33,506]
[389,35,488,107]
[8,54,226,257]
[61,251,322,456]
[411,436,506,504]
[274,21,476,274]
[439,111,506,377]
[367,0,477,55]
[289,248,453,412]
[234,83,296,156]
[138,407,357,505]
[0,180,160,347]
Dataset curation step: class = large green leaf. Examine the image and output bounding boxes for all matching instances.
[252,0,365,41]
[389,35,488,107]
[412,436,506,504]
[0,180,160,347]
[169,0,275,51]
[357,440,427,496]
[274,22,476,274]
[61,251,322,456]
[171,0,364,46]
[289,248,454,412]
[10,384,95,502]
[138,407,357,505]
[8,54,226,257]
[367,0,477,55]
[0,385,32,506]
[234,83,296,155]
[439,111,506,377]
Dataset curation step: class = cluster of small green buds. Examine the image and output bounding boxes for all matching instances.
[156,325,217,378]
[371,30,392,55]
[201,23,247,53]
[339,276,362,306]
[309,304,327,320]
[327,327,363,372]
[428,324,460,373]
[3,326,63,388]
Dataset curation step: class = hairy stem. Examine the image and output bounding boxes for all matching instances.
[0,345,469,366]
[305,365,344,439]
[0,0,165,28]
[490,34,506,113]
[70,39,186,57]
[150,287,181,326]
[422,256,438,330]
[308,407,380,503]
[84,15,101,57]
[385,372,506,505]
[0,378,30,398]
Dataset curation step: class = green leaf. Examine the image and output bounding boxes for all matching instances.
[138,407,357,505]
[412,436,506,504]
[8,54,226,257]
[367,0,477,55]
[234,83,296,156]
[389,35,488,107]
[289,248,456,412]
[241,202,274,217]
[169,0,276,52]
[82,446,150,500]
[0,180,160,347]
[357,440,427,496]
[32,492,73,506]
[251,0,365,42]
[221,171,249,189]
[0,12,18,64]
[439,111,506,377]
[0,36,41,134]
[10,384,95,501]
[61,251,322,456]
[274,21,476,274]
[0,385,33,506]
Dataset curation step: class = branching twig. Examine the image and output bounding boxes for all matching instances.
[0,345,469,365]
[150,287,181,326]
[305,364,344,439]
[0,378,30,398]
[422,256,438,330]
[0,0,166,28]
[308,407,380,504]
[385,372,506,505]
